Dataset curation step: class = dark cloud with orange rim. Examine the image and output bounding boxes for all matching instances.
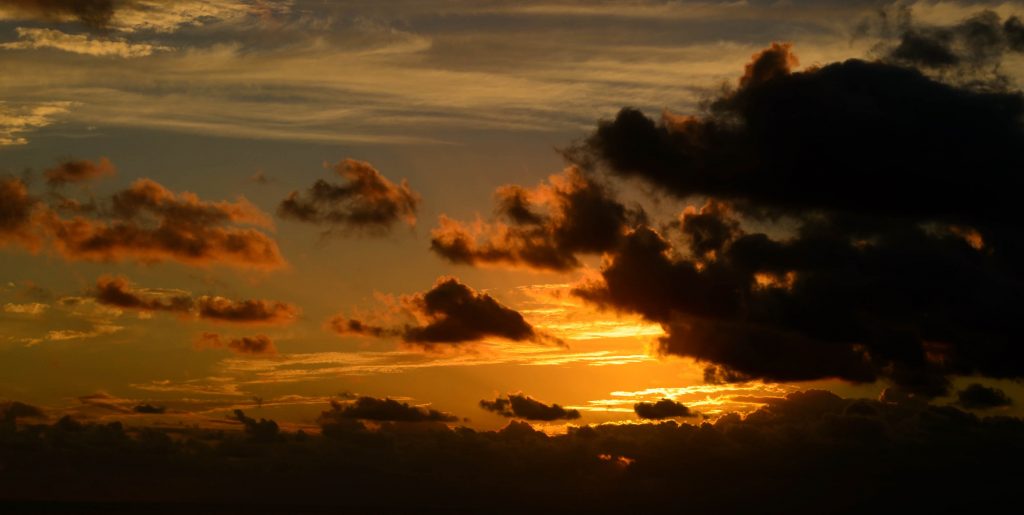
[278,158,420,235]
[330,276,558,349]
[479,393,581,421]
[0,172,286,270]
[194,332,276,356]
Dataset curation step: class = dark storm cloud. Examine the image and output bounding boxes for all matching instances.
[331,277,556,348]
[0,0,120,28]
[93,275,193,313]
[633,399,696,420]
[318,397,458,423]
[479,393,580,421]
[43,157,115,186]
[278,159,420,234]
[0,401,45,423]
[43,178,286,269]
[0,176,39,248]
[195,332,276,355]
[430,167,642,271]
[569,39,1024,397]
[957,383,1013,410]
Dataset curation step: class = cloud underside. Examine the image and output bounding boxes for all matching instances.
[278,159,420,235]
[0,175,285,269]
[567,38,1024,397]
[331,276,557,348]
[479,393,581,421]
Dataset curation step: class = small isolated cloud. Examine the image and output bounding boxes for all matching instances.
[1,27,171,58]
[44,157,116,186]
[318,396,457,423]
[430,166,640,271]
[633,399,697,420]
[479,393,580,421]
[195,332,276,356]
[330,276,558,349]
[278,159,420,235]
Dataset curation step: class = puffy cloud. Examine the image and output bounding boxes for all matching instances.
[0,177,41,248]
[572,39,1024,396]
[882,10,1024,75]
[331,276,556,348]
[278,159,419,235]
[195,296,298,325]
[0,0,117,28]
[633,399,697,420]
[430,167,641,271]
[318,396,458,423]
[43,178,285,269]
[195,332,276,355]
[479,393,580,421]
[90,275,298,325]
[43,157,116,186]
[0,27,171,57]
[957,383,1013,410]
[93,275,192,313]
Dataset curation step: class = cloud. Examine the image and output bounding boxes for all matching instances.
[479,393,580,421]
[881,10,1024,77]
[43,178,286,269]
[633,399,697,420]
[196,296,298,325]
[43,157,116,186]
[0,101,71,146]
[430,167,641,271]
[570,40,1024,396]
[0,0,118,28]
[278,159,420,235]
[195,332,276,356]
[330,276,557,349]
[92,275,193,313]
[2,302,48,315]
[0,400,45,423]
[0,27,171,57]
[132,403,166,414]
[318,396,458,423]
[0,177,41,248]
[956,383,1013,410]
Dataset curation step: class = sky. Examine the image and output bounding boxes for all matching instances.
[2,0,1024,442]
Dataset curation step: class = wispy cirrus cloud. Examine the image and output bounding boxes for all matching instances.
[1,27,171,57]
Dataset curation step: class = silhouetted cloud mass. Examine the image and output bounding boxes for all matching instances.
[480,393,580,421]
[319,396,458,423]
[131,404,165,414]
[570,38,1024,397]
[3,390,1023,512]
[43,157,115,186]
[883,10,1024,75]
[957,383,1013,410]
[633,399,696,419]
[431,167,642,270]
[278,158,419,234]
[332,277,556,348]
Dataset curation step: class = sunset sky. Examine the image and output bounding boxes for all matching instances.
[3,0,1024,440]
